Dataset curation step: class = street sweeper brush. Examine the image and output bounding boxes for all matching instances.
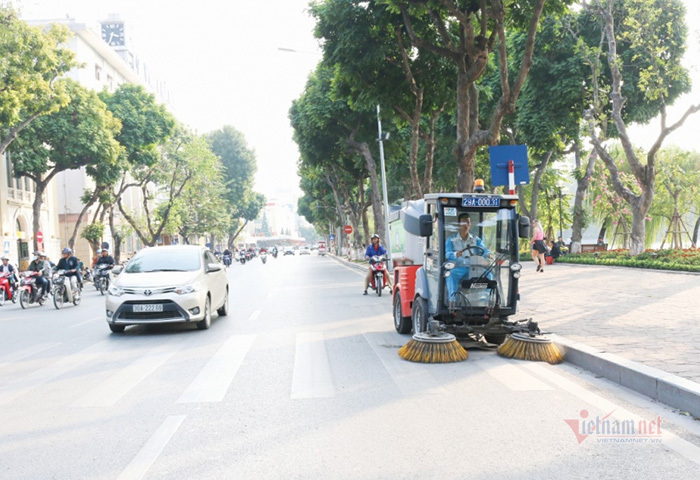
[398,332,468,363]
[496,333,563,364]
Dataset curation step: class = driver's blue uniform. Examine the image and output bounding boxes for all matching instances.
[445,233,490,300]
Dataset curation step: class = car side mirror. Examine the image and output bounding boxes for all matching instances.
[518,215,531,239]
[207,263,222,273]
[418,214,433,237]
[112,265,123,275]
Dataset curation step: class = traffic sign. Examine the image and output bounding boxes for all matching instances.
[329,234,335,241]
[36,230,44,243]
[343,225,353,234]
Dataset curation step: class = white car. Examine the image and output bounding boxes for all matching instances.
[105,245,229,333]
[299,246,311,255]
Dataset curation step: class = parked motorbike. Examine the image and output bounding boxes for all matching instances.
[52,269,81,309]
[0,272,17,306]
[223,254,232,267]
[260,251,268,264]
[18,271,47,308]
[94,264,112,295]
[368,255,388,297]
[239,251,247,265]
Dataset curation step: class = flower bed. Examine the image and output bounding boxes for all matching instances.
[557,248,700,272]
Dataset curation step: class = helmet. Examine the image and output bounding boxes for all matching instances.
[371,234,380,240]
[96,249,102,254]
[36,251,45,257]
[62,247,72,255]
[1,256,9,261]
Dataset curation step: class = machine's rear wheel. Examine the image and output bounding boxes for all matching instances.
[393,293,411,334]
[412,296,428,334]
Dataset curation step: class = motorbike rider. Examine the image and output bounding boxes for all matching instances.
[96,248,115,267]
[55,247,81,299]
[26,251,50,297]
[363,234,392,295]
[445,213,494,304]
[0,255,19,291]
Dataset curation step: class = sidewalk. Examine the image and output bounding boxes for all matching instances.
[331,255,700,416]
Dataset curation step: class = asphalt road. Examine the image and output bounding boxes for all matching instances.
[1,254,700,479]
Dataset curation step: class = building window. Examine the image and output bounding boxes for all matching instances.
[95,64,102,81]
[107,74,113,91]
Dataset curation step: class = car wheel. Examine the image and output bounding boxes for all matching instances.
[217,289,229,317]
[109,323,125,333]
[393,292,411,334]
[412,296,428,334]
[197,296,211,330]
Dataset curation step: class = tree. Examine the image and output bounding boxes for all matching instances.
[80,222,105,256]
[206,126,265,247]
[586,0,698,255]
[117,130,218,246]
[0,6,77,157]
[386,0,571,191]
[9,79,122,251]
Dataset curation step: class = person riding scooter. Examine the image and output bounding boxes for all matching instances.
[363,234,392,295]
[55,247,81,301]
[0,255,19,293]
[27,251,50,298]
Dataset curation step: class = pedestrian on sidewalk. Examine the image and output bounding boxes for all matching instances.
[531,219,547,272]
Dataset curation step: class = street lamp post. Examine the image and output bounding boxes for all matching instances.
[558,188,564,240]
[376,104,391,269]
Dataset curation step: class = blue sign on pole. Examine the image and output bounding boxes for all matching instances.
[329,234,336,241]
[489,145,529,186]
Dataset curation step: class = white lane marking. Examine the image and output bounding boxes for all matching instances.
[0,342,61,368]
[476,355,554,391]
[523,363,700,467]
[177,335,256,403]
[248,310,261,322]
[117,415,186,480]
[291,332,335,399]
[363,331,447,396]
[73,343,182,407]
[0,340,113,407]
[69,316,102,328]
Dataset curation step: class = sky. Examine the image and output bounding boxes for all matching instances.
[18,0,322,203]
[15,0,700,202]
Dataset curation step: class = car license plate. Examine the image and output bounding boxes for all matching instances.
[133,304,163,313]
[462,196,500,208]
[471,283,488,289]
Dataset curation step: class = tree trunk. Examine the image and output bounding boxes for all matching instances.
[108,206,122,264]
[455,70,473,192]
[421,111,439,194]
[570,148,597,252]
[346,137,386,241]
[68,188,101,249]
[32,181,47,253]
[693,216,700,246]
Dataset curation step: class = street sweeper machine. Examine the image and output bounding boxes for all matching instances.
[390,185,546,348]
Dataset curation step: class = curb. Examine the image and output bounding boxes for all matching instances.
[329,254,700,417]
[552,335,700,418]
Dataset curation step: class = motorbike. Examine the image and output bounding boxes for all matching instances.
[52,269,81,309]
[368,255,388,297]
[18,271,47,308]
[272,249,278,259]
[260,251,268,264]
[239,251,247,265]
[0,272,17,306]
[94,264,112,295]
[222,254,232,267]
[82,267,93,283]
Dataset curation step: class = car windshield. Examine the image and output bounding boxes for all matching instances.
[125,249,201,273]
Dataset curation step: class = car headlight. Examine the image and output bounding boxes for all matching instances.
[510,263,522,272]
[175,284,198,295]
[108,285,124,296]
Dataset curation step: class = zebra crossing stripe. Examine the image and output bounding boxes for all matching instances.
[117,415,186,480]
[177,334,256,403]
[291,332,335,399]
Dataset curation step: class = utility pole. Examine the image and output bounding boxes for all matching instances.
[376,104,391,269]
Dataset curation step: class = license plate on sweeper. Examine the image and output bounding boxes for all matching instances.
[133,304,163,313]
[462,196,500,208]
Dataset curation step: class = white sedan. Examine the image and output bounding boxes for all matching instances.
[105,245,229,333]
